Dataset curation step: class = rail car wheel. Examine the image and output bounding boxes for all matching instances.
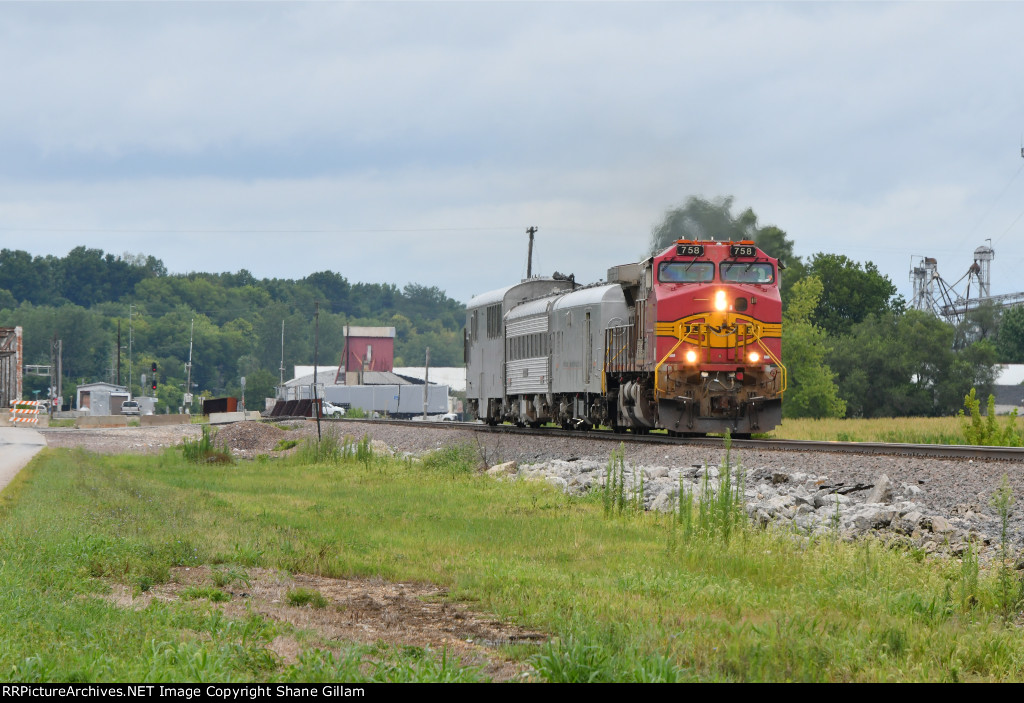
[732,432,752,440]
[529,421,543,429]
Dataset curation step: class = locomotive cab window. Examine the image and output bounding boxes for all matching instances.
[658,261,714,283]
[720,262,774,284]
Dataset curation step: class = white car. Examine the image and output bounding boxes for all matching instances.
[121,400,141,416]
[321,401,345,418]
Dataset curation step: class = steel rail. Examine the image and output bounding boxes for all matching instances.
[316,417,1024,462]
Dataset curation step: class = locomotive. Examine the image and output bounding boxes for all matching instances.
[464,240,786,437]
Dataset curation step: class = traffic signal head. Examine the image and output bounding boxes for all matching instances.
[151,363,157,390]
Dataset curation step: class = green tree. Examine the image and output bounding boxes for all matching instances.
[781,277,846,418]
[954,300,1001,349]
[829,310,995,418]
[803,253,904,338]
[996,304,1024,363]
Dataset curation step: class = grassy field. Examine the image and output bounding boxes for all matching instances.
[1,438,1023,682]
[760,416,968,445]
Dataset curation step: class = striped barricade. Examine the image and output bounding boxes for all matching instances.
[9,400,41,425]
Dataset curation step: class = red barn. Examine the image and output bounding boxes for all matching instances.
[337,326,396,384]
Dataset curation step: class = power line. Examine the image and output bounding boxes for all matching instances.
[0,225,524,234]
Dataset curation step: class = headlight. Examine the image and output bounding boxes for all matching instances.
[685,350,697,364]
[748,351,760,363]
[714,290,727,311]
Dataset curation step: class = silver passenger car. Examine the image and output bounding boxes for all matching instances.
[465,277,575,423]
[465,279,629,428]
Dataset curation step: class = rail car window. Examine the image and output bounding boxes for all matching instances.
[658,261,714,283]
[720,262,775,284]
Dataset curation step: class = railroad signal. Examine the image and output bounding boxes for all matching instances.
[151,362,157,391]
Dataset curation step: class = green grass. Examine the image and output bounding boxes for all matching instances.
[763,416,968,444]
[273,439,300,452]
[1,444,1023,681]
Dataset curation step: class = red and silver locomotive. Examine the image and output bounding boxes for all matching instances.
[465,240,786,436]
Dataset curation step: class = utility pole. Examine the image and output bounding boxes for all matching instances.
[184,318,194,414]
[117,320,121,386]
[279,320,285,387]
[128,304,134,397]
[526,226,538,278]
[422,346,430,421]
[313,301,321,441]
[49,333,58,418]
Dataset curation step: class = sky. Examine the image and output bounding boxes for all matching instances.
[2,1,1024,306]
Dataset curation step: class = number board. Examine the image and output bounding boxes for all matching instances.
[676,244,705,257]
[730,244,756,257]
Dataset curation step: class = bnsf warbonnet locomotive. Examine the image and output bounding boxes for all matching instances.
[464,240,786,436]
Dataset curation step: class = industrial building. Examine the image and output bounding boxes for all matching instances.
[273,325,451,417]
[76,382,130,416]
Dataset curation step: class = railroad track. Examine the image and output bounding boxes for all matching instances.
[308,417,1024,462]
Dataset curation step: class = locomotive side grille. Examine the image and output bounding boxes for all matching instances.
[605,324,639,373]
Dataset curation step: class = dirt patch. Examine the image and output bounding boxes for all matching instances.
[102,566,545,681]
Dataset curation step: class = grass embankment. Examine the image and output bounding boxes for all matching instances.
[0,440,1022,681]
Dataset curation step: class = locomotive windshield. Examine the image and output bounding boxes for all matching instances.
[658,261,714,283]
[720,262,775,284]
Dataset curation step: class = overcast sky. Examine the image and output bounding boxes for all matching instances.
[2,1,1023,306]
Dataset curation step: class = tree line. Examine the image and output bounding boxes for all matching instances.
[649,196,1017,419]
[0,247,465,411]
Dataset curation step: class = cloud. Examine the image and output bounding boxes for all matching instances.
[2,1,1024,304]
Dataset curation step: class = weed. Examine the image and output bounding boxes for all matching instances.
[180,586,230,602]
[532,637,694,683]
[286,587,328,609]
[959,388,1023,447]
[181,426,233,464]
[292,430,344,464]
[211,565,251,589]
[273,439,299,452]
[958,539,980,612]
[420,444,476,475]
[603,444,637,516]
[990,475,1021,624]
[355,434,374,471]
